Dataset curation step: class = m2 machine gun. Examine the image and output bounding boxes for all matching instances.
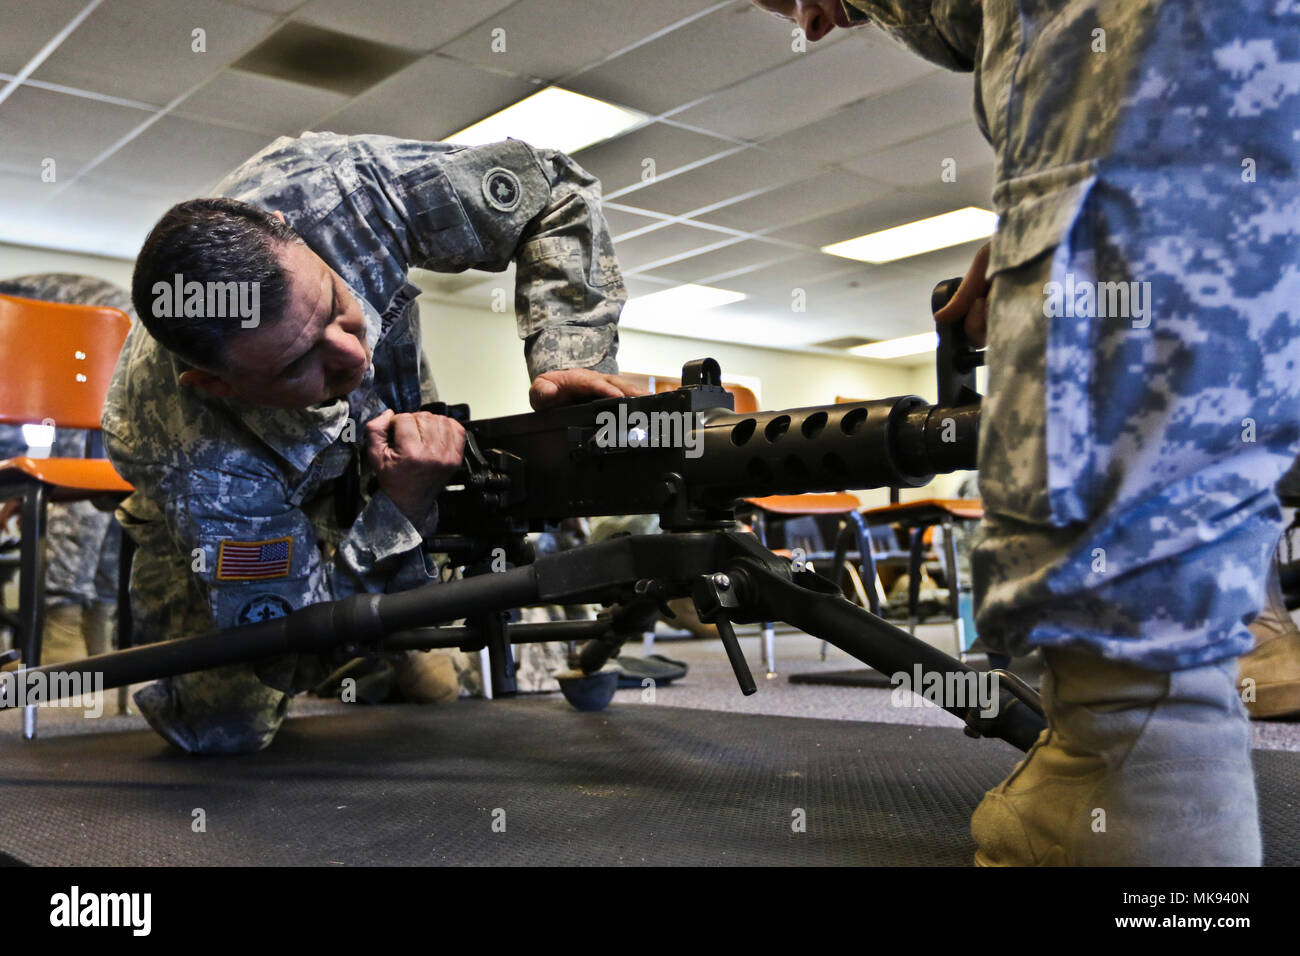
[4,280,1046,752]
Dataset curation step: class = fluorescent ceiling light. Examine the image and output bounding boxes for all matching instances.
[822,207,997,264]
[446,87,646,154]
[849,332,938,360]
[619,284,746,331]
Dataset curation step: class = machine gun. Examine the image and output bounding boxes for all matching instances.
[2,280,1046,752]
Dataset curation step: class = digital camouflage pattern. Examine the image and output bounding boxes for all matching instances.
[103,134,626,753]
[844,0,1300,668]
[0,274,133,610]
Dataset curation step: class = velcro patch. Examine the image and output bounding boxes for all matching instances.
[482,167,522,212]
[216,536,292,581]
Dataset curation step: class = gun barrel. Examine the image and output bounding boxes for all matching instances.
[684,396,978,508]
[435,385,978,534]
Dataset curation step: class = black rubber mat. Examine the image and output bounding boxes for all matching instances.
[0,700,1295,866]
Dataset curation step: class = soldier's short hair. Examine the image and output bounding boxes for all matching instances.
[132,198,302,369]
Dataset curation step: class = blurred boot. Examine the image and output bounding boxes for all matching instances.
[393,649,460,704]
[1241,558,1300,719]
[665,597,718,640]
[82,601,115,657]
[971,646,1260,866]
[40,602,87,665]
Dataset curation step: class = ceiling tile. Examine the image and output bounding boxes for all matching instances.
[0,86,154,182]
[436,0,719,82]
[610,146,797,217]
[0,167,48,214]
[173,68,350,136]
[0,174,174,258]
[760,70,976,166]
[767,189,970,249]
[573,122,733,196]
[603,206,664,238]
[645,239,800,284]
[320,54,536,142]
[222,0,307,12]
[31,0,278,106]
[842,122,994,188]
[566,2,804,115]
[711,252,864,299]
[294,0,516,51]
[0,0,89,75]
[91,115,277,197]
[695,168,891,233]
[670,28,933,141]
[613,223,737,273]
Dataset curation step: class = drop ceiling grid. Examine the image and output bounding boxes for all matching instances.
[0,0,993,349]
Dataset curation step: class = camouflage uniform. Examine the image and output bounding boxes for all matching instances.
[0,275,132,627]
[103,133,626,753]
[844,0,1300,670]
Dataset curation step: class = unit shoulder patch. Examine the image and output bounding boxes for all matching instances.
[235,593,294,625]
[482,167,522,212]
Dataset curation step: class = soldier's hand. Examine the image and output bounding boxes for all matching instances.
[529,368,646,410]
[933,241,990,348]
[366,409,466,527]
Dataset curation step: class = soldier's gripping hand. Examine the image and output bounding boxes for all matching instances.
[529,368,646,410]
[932,241,990,348]
[366,409,466,527]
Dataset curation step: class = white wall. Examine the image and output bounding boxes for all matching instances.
[413,293,919,416]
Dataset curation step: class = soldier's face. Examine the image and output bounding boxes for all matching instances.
[751,0,856,41]
[219,240,371,408]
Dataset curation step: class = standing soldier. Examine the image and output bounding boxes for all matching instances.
[755,0,1299,865]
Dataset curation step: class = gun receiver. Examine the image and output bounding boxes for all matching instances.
[430,356,979,541]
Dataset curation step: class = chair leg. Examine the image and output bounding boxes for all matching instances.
[940,516,966,659]
[17,484,49,740]
[115,530,136,716]
[478,647,494,699]
[751,510,778,677]
[906,525,927,636]
[847,511,879,616]
[763,623,777,679]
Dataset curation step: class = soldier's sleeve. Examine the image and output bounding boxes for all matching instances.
[350,137,623,382]
[841,0,981,72]
[165,468,434,637]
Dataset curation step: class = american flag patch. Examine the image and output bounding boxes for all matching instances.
[216,537,293,581]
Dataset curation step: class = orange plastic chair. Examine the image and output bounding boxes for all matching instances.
[0,293,133,737]
[649,374,759,413]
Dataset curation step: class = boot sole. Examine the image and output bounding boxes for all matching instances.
[1247,681,1300,719]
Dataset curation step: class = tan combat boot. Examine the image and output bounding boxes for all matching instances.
[1241,559,1300,719]
[392,649,461,704]
[40,602,89,665]
[971,647,1261,866]
[82,601,115,658]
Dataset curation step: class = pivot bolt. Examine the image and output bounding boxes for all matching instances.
[711,573,731,590]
